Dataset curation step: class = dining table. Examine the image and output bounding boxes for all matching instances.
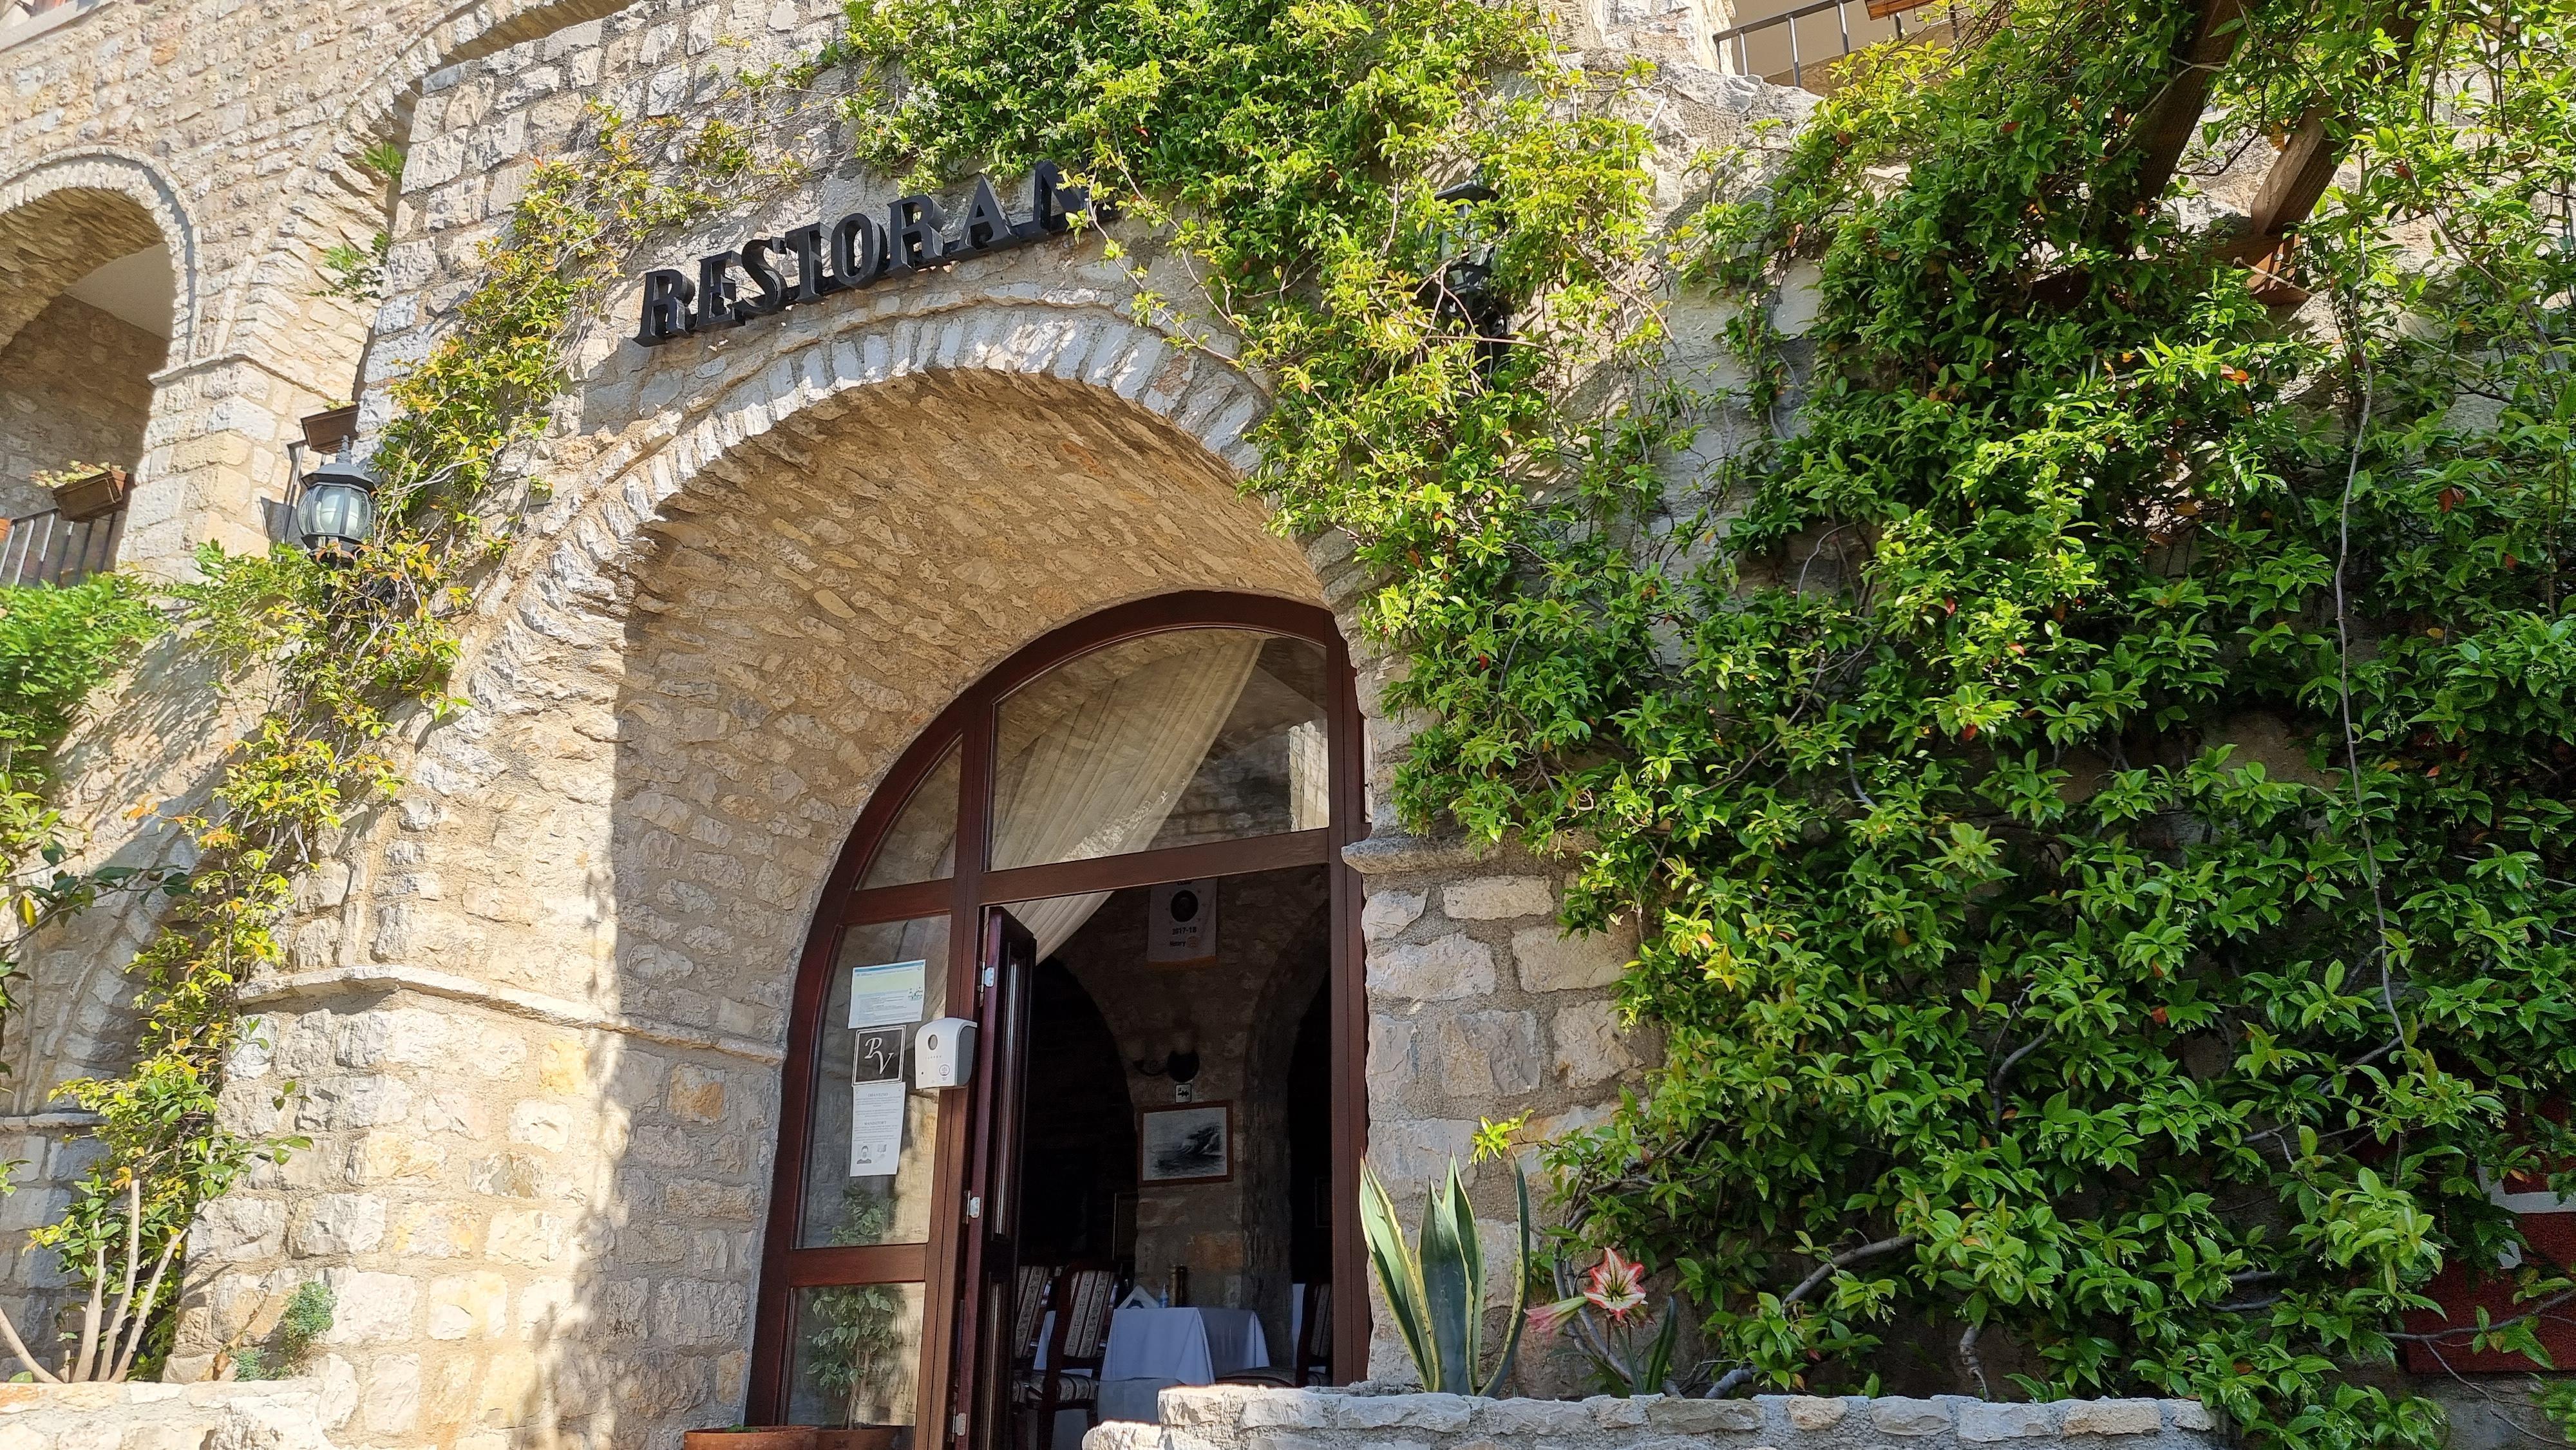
[1043,1304,1270,1450]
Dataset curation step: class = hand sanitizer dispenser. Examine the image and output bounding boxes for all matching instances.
[915,1017,977,1089]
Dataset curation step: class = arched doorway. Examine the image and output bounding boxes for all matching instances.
[752,592,1365,1447]
[0,184,175,584]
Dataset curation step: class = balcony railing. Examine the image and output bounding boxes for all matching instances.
[0,507,124,588]
[1712,0,1959,91]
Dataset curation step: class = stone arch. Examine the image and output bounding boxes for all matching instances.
[0,151,196,362]
[180,306,1347,1442]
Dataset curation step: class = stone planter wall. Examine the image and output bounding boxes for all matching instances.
[1085,1387,2222,1450]
[0,1380,341,1450]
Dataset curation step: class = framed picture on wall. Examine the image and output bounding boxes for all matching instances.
[1139,1102,1233,1183]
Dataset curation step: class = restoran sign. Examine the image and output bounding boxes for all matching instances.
[634,160,1097,346]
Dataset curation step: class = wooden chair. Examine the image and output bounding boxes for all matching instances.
[1294,1281,1331,1386]
[1216,1281,1332,1389]
[1020,1263,1117,1448]
[1012,1264,1056,1362]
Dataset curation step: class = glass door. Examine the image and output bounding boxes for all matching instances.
[753,593,1369,1445]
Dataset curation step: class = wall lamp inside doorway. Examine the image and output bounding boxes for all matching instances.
[1134,1038,1201,1088]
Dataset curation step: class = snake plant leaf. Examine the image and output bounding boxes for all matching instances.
[1419,1158,1475,1391]
[1359,1158,1435,1389]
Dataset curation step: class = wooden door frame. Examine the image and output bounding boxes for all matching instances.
[748,591,1370,1434]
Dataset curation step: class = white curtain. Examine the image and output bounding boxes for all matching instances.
[990,633,1264,956]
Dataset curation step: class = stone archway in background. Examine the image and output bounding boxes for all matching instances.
[0,162,190,522]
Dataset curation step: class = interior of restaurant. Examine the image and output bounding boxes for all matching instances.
[1005,867,1334,1450]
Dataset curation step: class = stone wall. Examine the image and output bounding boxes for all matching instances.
[1087,1388,2222,1450]
[0,291,160,517]
[0,1379,346,1450]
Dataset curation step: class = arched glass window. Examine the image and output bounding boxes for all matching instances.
[752,594,1365,1448]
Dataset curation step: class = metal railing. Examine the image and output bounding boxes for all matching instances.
[0,506,124,588]
[1712,0,1956,91]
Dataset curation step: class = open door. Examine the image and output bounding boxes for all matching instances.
[949,909,1037,1450]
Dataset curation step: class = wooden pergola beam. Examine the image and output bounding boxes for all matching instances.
[2222,0,2427,299]
[2099,0,2251,225]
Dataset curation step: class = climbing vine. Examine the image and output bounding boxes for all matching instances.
[831,0,2576,1441]
[19,81,795,1371]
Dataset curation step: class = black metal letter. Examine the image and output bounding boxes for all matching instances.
[958,174,1016,253]
[829,212,884,289]
[1025,159,1092,237]
[734,237,790,321]
[690,251,741,332]
[782,223,831,303]
[886,194,949,272]
[636,268,696,345]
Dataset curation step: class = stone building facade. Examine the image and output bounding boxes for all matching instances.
[0,3,1792,1449]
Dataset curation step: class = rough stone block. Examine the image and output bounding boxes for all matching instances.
[1334,1393,1471,1432]
[1648,1398,1762,1433]
[2061,1402,2161,1437]
[1869,1398,1953,1436]
[1511,925,1630,993]
[1442,876,1555,920]
[1434,1010,1544,1098]
[1783,1397,1852,1431]
[2170,1402,2214,1433]
[1588,1395,1650,1428]
[1369,935,1497,1001]
[1470,1398,1595,1436]
[1362,889,1426,941]
[1960,1402,2057,1441]
[1551,999,1640,1086]
[1238,1391,1332,1430]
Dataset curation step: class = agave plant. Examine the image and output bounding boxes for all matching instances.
[1358,1153,1530,1395]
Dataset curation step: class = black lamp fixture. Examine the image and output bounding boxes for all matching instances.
[1134,1032,1201,1088]
[1428,178,1510,372]
[290,438,380,561]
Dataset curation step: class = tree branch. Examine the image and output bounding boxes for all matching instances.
[1707,1234,1922,1397]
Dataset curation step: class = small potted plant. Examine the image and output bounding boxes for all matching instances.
[300,402,362,455]
[681,1429,817,1450]
[33,462,129,522]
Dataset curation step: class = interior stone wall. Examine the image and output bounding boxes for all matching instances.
[1047,870,1334,1361]
[0,291,160,517]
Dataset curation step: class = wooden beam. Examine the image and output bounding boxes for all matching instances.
[2222,0,2428,283]
[2100,0,2250,227]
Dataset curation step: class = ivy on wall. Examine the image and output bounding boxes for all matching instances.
[5,88,791,1373]
[829,0,2576,1442]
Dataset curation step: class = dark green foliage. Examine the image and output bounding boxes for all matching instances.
[833,0,2576,1441]
[0,575,158,776]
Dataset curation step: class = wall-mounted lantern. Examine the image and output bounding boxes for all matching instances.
[1428,179,1510,373]
[290,440,379,561]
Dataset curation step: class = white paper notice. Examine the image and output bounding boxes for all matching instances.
[848,960,927,1028]
[849,1079,907,1177]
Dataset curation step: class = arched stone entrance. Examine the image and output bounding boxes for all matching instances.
[191,339,1340,1450]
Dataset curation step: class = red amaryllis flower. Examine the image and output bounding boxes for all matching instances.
[1582,1247,1648,1320]
[1526,1294,1588,1337]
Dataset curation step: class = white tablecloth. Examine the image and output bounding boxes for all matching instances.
[1044,1307,1270,1450]
[1098,1306,1270,1382]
